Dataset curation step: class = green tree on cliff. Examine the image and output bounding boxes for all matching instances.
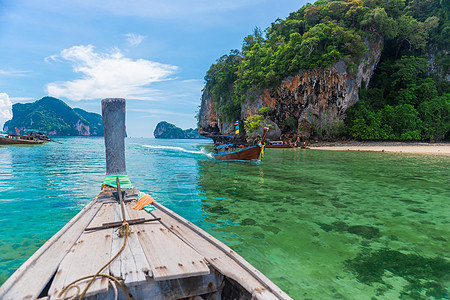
[347,56,450,140]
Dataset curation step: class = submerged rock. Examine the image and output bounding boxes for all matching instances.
[241,218,257,226]
[346,249,450,299]
[347,225,381,239]
[317,221,381,239]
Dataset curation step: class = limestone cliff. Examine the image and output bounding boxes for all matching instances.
[198,38,383,140]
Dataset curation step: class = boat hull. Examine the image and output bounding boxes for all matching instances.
[212,145,262,161]
[0,136,46,145]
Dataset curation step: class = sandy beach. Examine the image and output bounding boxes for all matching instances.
[309,141,450,155]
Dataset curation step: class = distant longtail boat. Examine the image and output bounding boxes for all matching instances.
[0,130,48,145]
[265,141,295,148]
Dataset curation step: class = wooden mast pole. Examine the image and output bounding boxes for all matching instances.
[102,98,127,175]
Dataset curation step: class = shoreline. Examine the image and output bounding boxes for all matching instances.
[308,141,450,156]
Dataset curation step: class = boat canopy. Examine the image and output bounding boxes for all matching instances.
[216,143,234,149]
[214,135,233,138]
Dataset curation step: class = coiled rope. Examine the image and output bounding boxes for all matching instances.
[58,222,132,300]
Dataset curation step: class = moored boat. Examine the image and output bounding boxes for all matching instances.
[0,99,291,300]
[0,133,47,145]
[212,128,269,161]
[265,141,295,148]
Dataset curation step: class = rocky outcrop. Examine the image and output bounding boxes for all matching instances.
[75,119,90,136]
[426,47,450,81]
[198,38,383,140]
[154,121,204,139]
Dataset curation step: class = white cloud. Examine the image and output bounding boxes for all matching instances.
[0,93,13,129]
[46,45,178,101]
[44,55,60,63]
[0,69,30,76]
[125,33,146,47]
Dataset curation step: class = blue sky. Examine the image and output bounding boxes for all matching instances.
[0,0,308,137]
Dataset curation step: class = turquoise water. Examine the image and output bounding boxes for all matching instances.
[0,138,449,299]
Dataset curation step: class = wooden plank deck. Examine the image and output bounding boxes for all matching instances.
[127,202,210,281]
[109,202,151,285]
[49,202,116,299]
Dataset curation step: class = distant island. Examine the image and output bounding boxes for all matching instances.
[154,121,205,139]
[3,96,103,136]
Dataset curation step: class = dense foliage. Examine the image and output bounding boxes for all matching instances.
[345,0,450,140]
[3,97,104,136]
[347,56,450,140]
[204,0,449,140]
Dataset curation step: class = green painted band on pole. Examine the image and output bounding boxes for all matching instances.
[103,175,134,189]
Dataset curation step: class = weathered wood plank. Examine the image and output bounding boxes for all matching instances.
[49,203,116,299]
[125,271,221,300]
[109,203,152,285]
[85,270,222,300]
[150,201,291,300]
[126,203,210,281]
[0,199,102,300]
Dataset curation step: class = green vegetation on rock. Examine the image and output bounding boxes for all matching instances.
[347,54,450,140]
[3,97,103,136]
[244,106,273,134]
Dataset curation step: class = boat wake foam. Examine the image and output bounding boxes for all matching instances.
[141,145,213,158]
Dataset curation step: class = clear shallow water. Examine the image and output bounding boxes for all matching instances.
[0,138,449,299]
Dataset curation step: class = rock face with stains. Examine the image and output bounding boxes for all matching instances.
[198,38,383,140]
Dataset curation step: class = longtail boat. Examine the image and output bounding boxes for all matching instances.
[0,99,291,300]
[0,133,47,145]
[212,128,268,161]
[265,141,294,149]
